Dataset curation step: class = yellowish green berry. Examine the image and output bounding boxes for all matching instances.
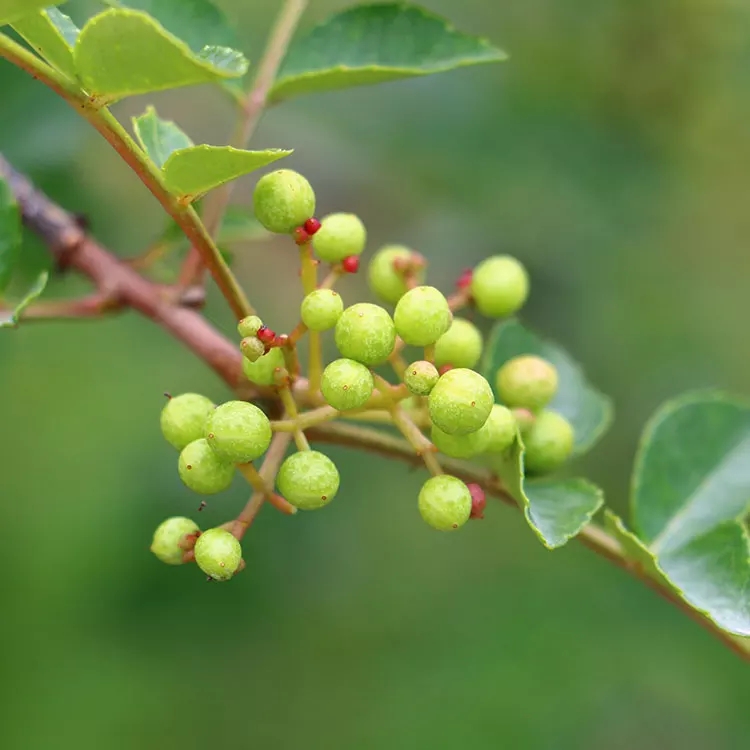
[431,424,487,459]
[237,315,263,338]
[150,517,200,565]
[334,302,396,366]
[404,360,439,396]
[497,355,559,411]
[523,410,575,474]
[194,528,242,581]
[418,475,472,531]
[428,368,494,435]
[471,256,529,318]
[253,169,315,234]
[178,438,235,494]
[434,318,483,370]
[205,400,272,464]
[478,404,517,454]
[160,393,215,451]
[242,347,285,386]
[240,337,266,362]
[312,213,366,262]
[393,285,452,347]
[277,451,340,510]
[368,245,424,304]
[321,358,374,411]
[300,289,344,332]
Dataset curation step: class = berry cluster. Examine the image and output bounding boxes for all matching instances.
[151,169,575,580]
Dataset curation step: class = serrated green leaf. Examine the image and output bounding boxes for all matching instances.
[161,146,292,202]
[481,319,613,455]
[0,0,67,27]
[132,106,193,169]
[270,3,507,102]
[11,8,79,79]
[0,271,49,328]
[491,432,604,549]
[0,176,21,293]
[74,9,248,103]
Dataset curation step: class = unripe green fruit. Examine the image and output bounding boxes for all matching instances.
[193,528,242,581]
[205,400,272,463]
[431,424,487,459]
[471,255,529,318]
[428,368,494,435]
[253,169,315,234]
[418,475,472,531]
[404,360,439,396]
[312,213,367,262]
[277,451,340,510]
[523,410,575,474]
[497,355,559,411]
[512,407,536,434]
[393,285,452,347]
[160,393,215,451]
[321,358,374,411]
[434,318,483,370]
[478,404,517,454]
[237,315,263,338]
[300,289,344,332]
[240,336,265,362]
[150,516,200,565]
[178,438,235,494]
[334,303,396,366]
[368,245,424,304]
[242,346,285,386]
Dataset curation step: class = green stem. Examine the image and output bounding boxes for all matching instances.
[237,462,296,515]
[278,384,310,451]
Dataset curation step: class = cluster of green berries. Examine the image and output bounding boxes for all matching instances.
[151,168,578,577]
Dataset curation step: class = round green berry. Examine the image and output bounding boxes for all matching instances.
[334,303,396,366]
[300,289,344,332]
[393,285,452,347]
[277,451,340,510]
[242,346,285,386]
[193,528,242,581]
[205,400,272,464]
[523,410,575,474]
[178,438,235,495]
[471,255,529,318]
[160,393,215,451]
[237,315,263,338]
[428,368,494,435]
[150,516,200,565]
[497,355,559,411]
[240,336,265,362]
[418,475,472,531]
[312,213,366,263]
[431,424,487,459]
[368,245,424,304]
[434,318,483,370]
[321,358,374,411]
[478,404,517,454]
[404,360,439,396]
[512,407,536,434]
[253,169,315,234]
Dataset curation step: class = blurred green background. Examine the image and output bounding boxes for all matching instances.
[2,0,749,747]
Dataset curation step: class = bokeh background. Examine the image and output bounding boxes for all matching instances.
[2,0,749,747]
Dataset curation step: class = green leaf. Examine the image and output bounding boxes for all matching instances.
[270,3,507,102]
[161,146,292,202]
[614,391,750,635]
[0,176,21,293]
[11,8,79,79]
[0,0,67,27]
[132,106,193,169]
[491,432,604,549]
[0,271,49,328]
[481,319,613,455]
[74,9,248,103]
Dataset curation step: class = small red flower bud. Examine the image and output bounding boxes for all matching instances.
[342,255,360,273]
[467,483,486,519]
[456,268,473,290]
[257,325,276,345]
[293,227,310,245]
[303,217,322,235]
[438,364,454,376]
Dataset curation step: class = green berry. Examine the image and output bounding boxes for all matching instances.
[512,407,536,434]
[477,404,517,454]
[334,303,396,366]
[418,475,472,531]
[404,360,439,396]
[431,424,487,459]
[434,318,483,370]
[523,410,575,474]
[321,358,374,411]
[150,517,200,565]
[312,213,366,263]
[193,528,242,581]
[253,169,315,234]
[428,368,494,435]
[178,438,235,495]
[205,400,272,464]
[471,255,529,318]
[237,315,263,338]
[300,289,344,332]
[497,355,559,411]
[242,346,285,386]
[240,336,266,362]
[277,451,340,510]
[160,393,215,451]
[393,285,452,347]
[368,245,424,304]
